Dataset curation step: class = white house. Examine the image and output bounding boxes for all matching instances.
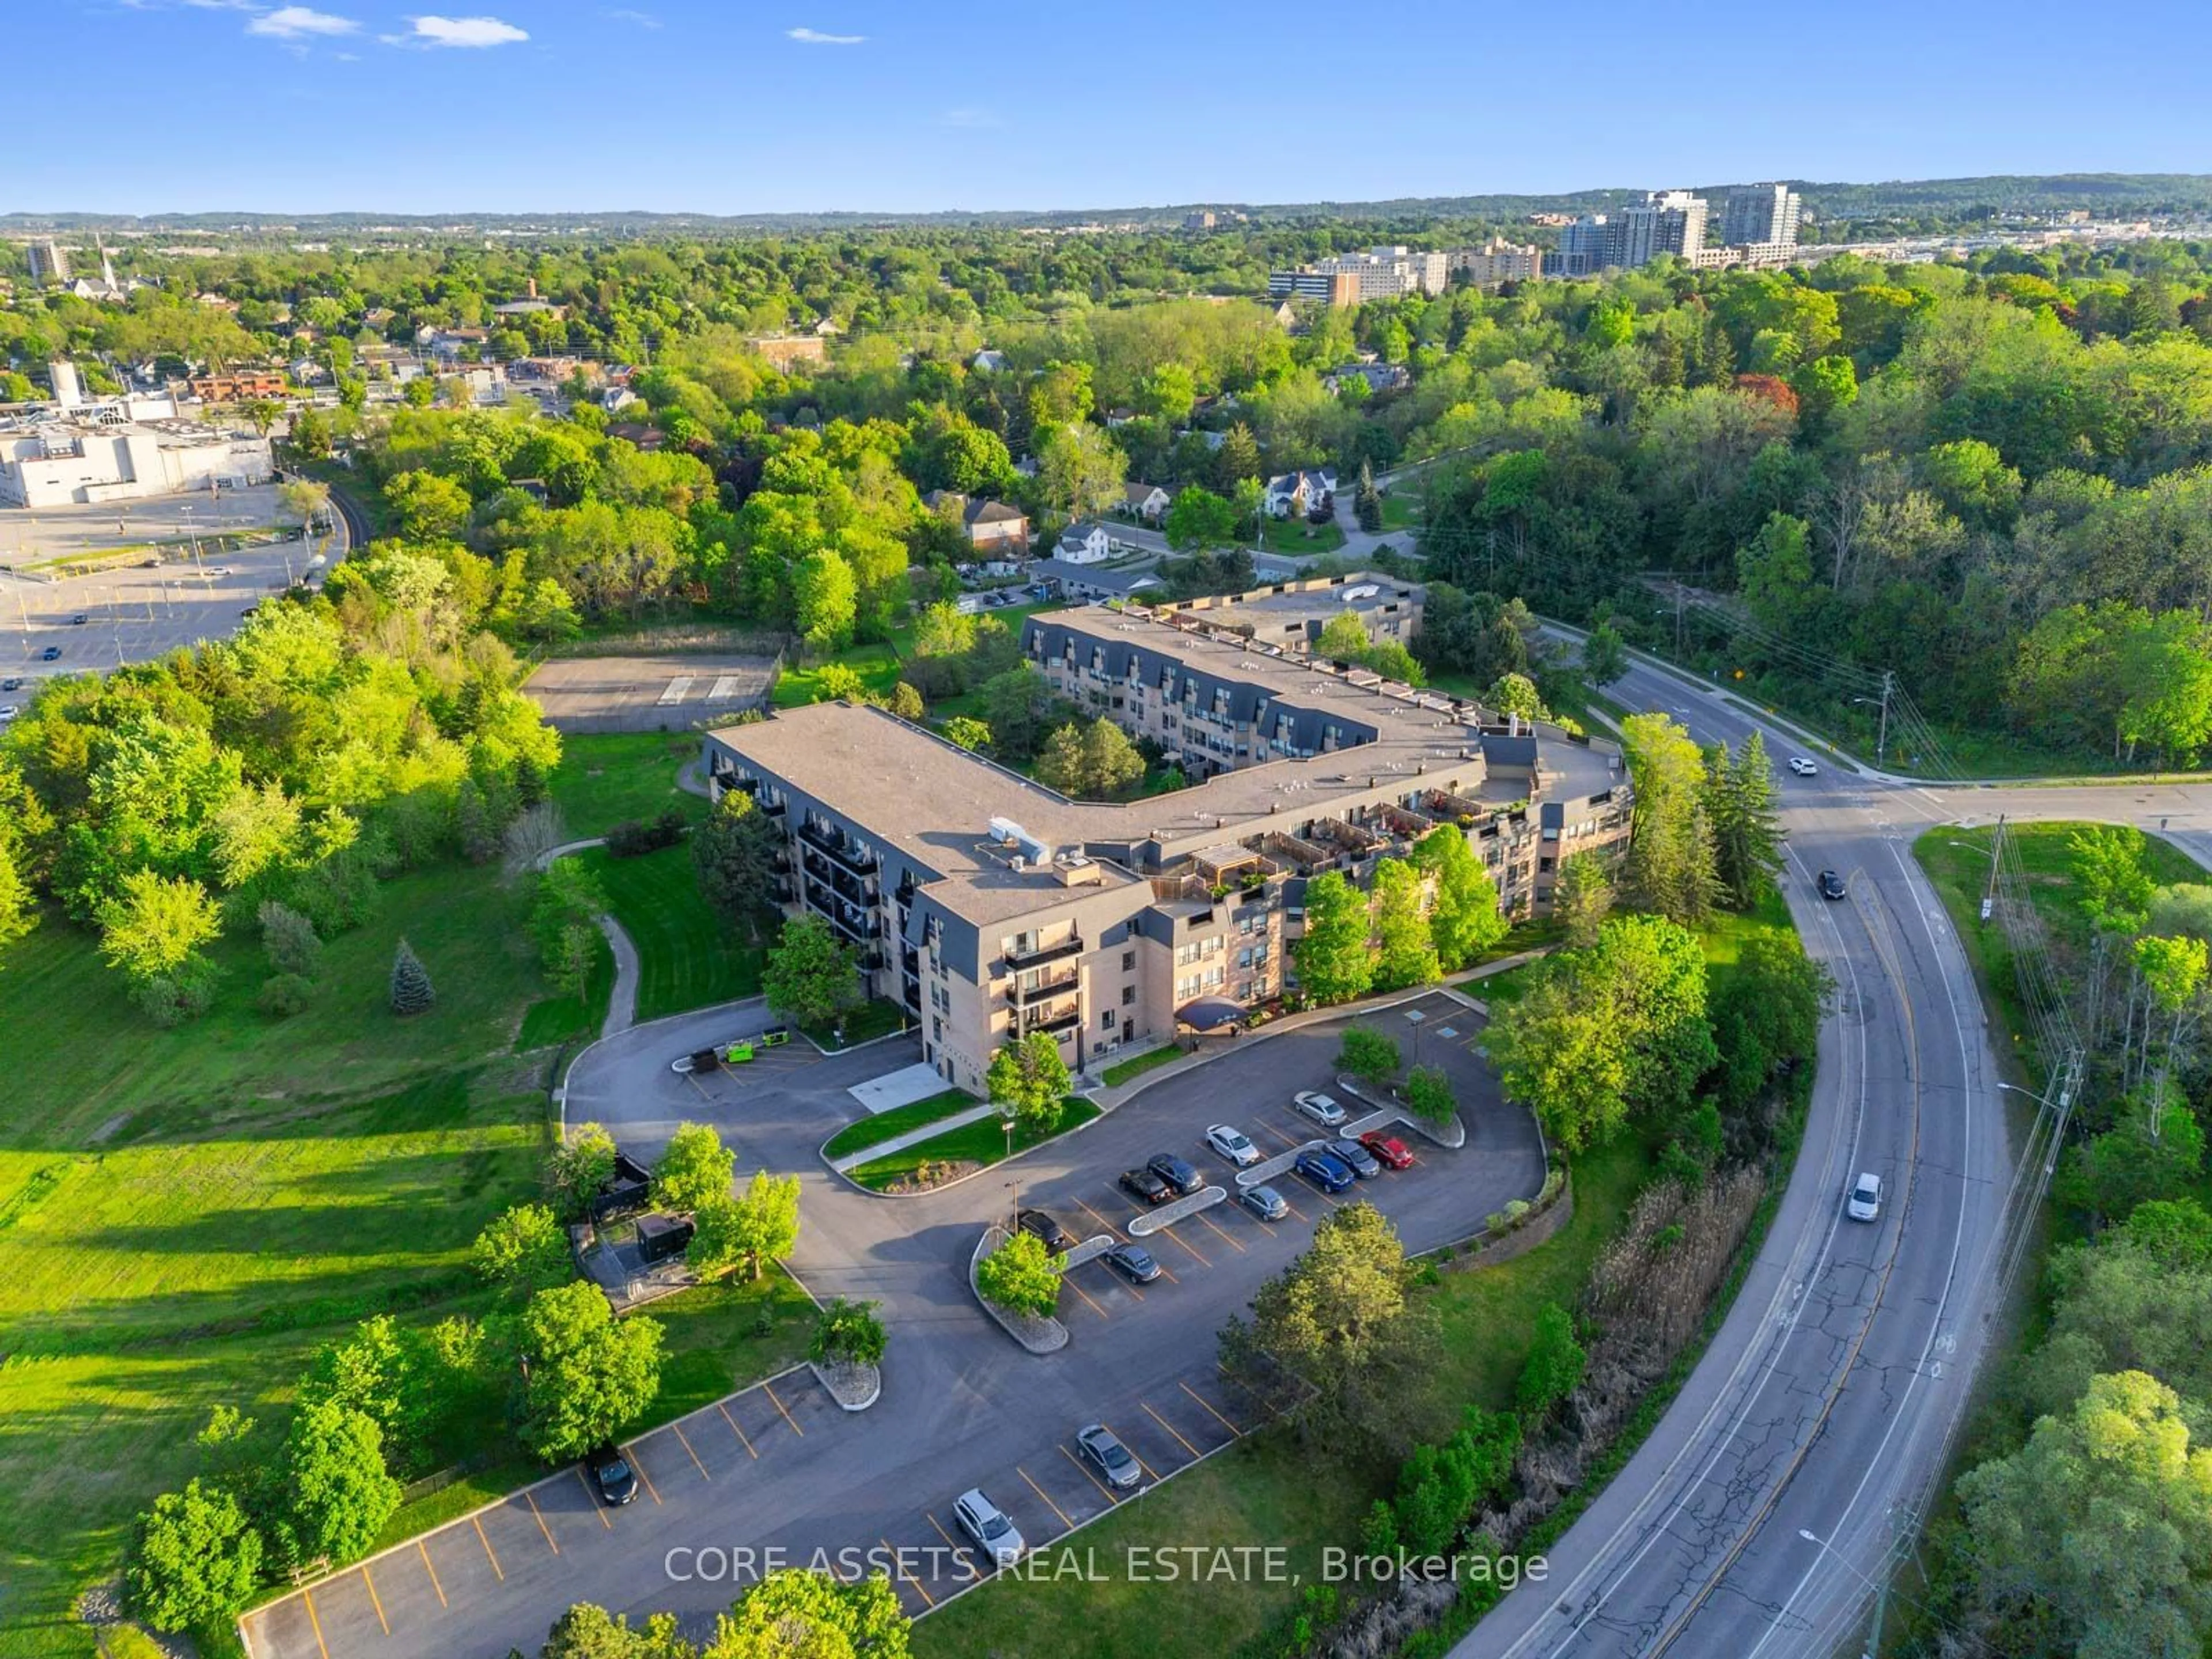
[1057,521,1116,565]
[1119,483,1172,522]
[971,349,1009,373]
[1263,468,1338,518]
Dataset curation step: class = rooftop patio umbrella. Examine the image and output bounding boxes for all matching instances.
[1176,995,1248,1032]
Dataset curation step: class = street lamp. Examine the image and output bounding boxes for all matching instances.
[1403,1007,1426,1070]
[1796,1528,1886,1600]
[1996,1080,2074,1176]
[997,1103,1017,1225]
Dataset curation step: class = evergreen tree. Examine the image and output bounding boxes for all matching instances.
[1294,870,1376,1005]
[1554,851,1616,949]
[1355,459,1383,532]
[1705,730,1787,910]
[388,938,435,1014]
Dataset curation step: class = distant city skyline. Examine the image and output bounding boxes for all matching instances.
[23,0,2212,215]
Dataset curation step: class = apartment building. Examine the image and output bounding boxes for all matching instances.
[1164,571,1425,654]
[1556,190,1710,274]
[1448,238,1544,285]
[1268,246,1449,307]
[1718,183,1803,249]
[702,610,1628,1095]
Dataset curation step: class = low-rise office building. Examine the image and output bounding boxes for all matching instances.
[0,418,274,507]
[703,608,1629,1096]
[1165,571,1423,653]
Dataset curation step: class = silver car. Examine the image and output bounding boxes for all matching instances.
[1205,1123,1260,1167]
[1075,1423,1142,1489]
[954,1487,1025,1566]
[1293,1090,1347,1128]
[1238,1183,1289,1222]
[1847,1172,1882,1222]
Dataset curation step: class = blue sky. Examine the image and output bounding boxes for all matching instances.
[21,0,2212,214]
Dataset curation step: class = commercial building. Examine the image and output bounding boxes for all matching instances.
[1718,183,1803,250]
[26,239,69,284]
[1448,237,1544,285]
[1164,571,1425,654]
[1268,246,1449,306]
[0,418,274,507]
[703,608,1630,1094]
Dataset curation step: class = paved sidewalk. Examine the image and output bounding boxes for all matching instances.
[825,1103,994,1173]
[535,834,642,1045]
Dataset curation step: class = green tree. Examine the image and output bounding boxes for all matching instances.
[703,1567,911,1659]
[1078,717,1145,797]
[1372,857,1441,991]
[1581,622,1627,685]
[257,899,321,978]
[1354,459,1383,532]
[516,1282,665,1461]
[1295,870,1376,1005]
[885,681,926,721]
[550,1123,619,1222]
[1336,1027,1401,1086]
[532,856,605,1001]
[1316,611,1373,661]
[654,1122,737,1214]
[814,662,867,702]
[976,1228,1063,1317]
[0,839,34,965]
[793,547,858,654]
[1404,1064,1456,1127]
[986,1031,1073,1132]
[1618,714,1724,927]
[1412,825,1508,970]
[126,1478,264,1633]
[1485,672,1544,721]
[1956,1370,2212,1659]
[276,1399,402,1569]
[761,914,861,1028]
[389,937,436,1014]
[1553,851,1615,949]
[943,716,992,752]
[472,1203,571,1295]
[727,1169,802,1281]
[1164,484,1240,551]
[385,468,472,540]
[1704,730,1786,910]
[98,868,222,982]
[1516,1304,1587,1422]
[1033,724,1089,795]
[1708,927,1830,1123]
[809,1298,887,1369]
[1036,419,1126,521]
[693,790,782,934]
[540,1604,699,1659]
[1214,422,1262,490]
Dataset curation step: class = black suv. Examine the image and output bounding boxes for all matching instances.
[1146,1153,1203,1196]
[1817,869,1849,901]
[1119,1166,1173,1205]
[1016,1209,1078,1252]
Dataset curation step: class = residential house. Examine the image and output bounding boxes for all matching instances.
[606,422,666,452]
[749,334,828,372]
[926,490,1031,555]
[1263,469,1337,518]
[1321,363,1410,397]
[1057,521,1116,565]
[1119,483,1172,523]
[1028,559,1162,604]
[971,349,1009,373]
[603,385,641,413]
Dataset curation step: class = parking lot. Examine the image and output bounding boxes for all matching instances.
[524,654,778,733]
[240,989,1539,1657]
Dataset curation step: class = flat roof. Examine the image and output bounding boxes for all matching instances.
[1167,573,1421,622]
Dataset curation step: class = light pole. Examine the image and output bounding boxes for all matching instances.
[1995,1080,2075,1175]
[1403,1007,1426,1070]
[998,1103,1017,1226]
[1849,683,1893,769]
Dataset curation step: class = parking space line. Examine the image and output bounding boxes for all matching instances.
[1071,1196,1124,1237]
[671,1422,711,1480]
[1141,1400,1204,1461]
[524,1489,561,1554]
[418,1540,448,1607]
[1157,1226,1211,1267]
[1059,1442,1123,1504]
[925,1510,960,1551]
[1194,1209,1247,1252]
[361,1563,390,1635]
[885,1537,935,1608]
[1180,1379,1246,1437]
[301,1588,332,1659]
[472,1516,505,1579]
[718,1399,758,1458]
[624,1445,664,1505]
[1280,1198,1310,1222]
[763,1380,805,1437]
[1065,1277,1109,1319]
[577,1468,613,1528]
[1017,1464,1074,1531]
[1099,1419,1163,1482]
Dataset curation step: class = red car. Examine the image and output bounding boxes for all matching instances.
[1359,1131,1415,1171]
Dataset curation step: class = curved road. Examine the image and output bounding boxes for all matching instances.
[1458,647,2210,1659]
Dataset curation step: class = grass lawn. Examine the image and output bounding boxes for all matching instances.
[1262,516,1347,555]
[576,843,764,1022]
[643,1266,818,1424]
[804,997,910,1051]
[911,1135,1651,1659]
[1379,493,1421,532]
[850,1097,1101,1191]
[1100,1041,1184,1088]
[821,1089,979,1161]
[0,858,571,1657]
[773,644,903,708]
[515,927,616,1050]
[546,732,707,840]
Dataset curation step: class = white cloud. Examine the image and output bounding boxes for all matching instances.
[787,26,864,44]
[606,7,660,25]
[247,6,359,37]
[406,14,529,47]
[940,108,1001,128]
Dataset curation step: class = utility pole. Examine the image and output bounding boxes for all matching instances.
[1876,669,1895,768]
[1982,816,2004,924]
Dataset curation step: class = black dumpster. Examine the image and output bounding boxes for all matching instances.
[635,1211,696,1266]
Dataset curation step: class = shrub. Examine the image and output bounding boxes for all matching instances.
[257,972,313,1017]
[388,939,435,1014]
[134,959,221,1028]
[809,1297,887,1368]
[1338,1026,1402,1085]
[603,809,688,858]
[1405,1063,1457,1126]
[975,1230,1062,1317]
[257,899,321,977]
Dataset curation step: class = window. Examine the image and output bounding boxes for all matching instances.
[931,1017,942,1042]
[1122,950,1135,971]
[1102,1009,1116,1031]
[1121,985,1136,1006]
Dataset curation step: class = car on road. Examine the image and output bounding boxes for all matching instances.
[1294,1148,1355,1194]
[1017,1209,1078,1253]
[585,1444,638,1506]
[211,565,234,577]
[0,677,18,692]
[141,556,161,568]
[1789,756,1819,775]
[1847,1172,1883,1222]
[1818,869,1849,901]
[1237,1184,1289,1222]
[39,646,59,661]
[1075,1423,1143,1489]
[1103,1240,1161,1283]
[0,706,17,722]
[68,613,87,625]
[1205,1124,1261,1167]
[953,1487,1025,1567]
[1147,1153,1204,1196]
[1359,1131,1415,1170]
[1292,1090,1348,1128]
[1119,1166,1175,1206]
[1326,1137,1382,1179]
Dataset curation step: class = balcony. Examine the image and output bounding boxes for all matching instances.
[798,820,878,875]
[900,947,920,978]
[823,906,882,945]
[1005,934,1084,971]
[1006,966,1081,1005]
[1018,1006,1082,1039]
[903,981,922,1012]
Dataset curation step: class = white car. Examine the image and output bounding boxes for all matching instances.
[0,706,16,722]
[953,1487,1025,1567]
[1205,1124,1260,1167]
[1847,1172,1883,1222]
[1293,1090,1348,1128]
[1788,756,1819,776]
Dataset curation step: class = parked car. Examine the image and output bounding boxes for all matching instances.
[953,1487,1025,1567]
[68,613,87,626]
[1119,1166,1174,1206]
[1103,1240,1161,1283]
[1788,756,1819,775]
[1292,1090,1347,1128]
[1237,1184,1290,1222]
[1075,1423,1143,1489]
[1017,1209,1078,1253]
[1205,1124,1261,1167]
[1147,1153,1203,1196]
[585,1444,638,1506]
[0,677,18,692]
[1326,1137,1381,1179]
[0,706,17,722]
[1359,1131,1415,1171]
[1847,1172,1883,1222]
[1294,1149,1355,1194]
[1818,869,1849,901]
